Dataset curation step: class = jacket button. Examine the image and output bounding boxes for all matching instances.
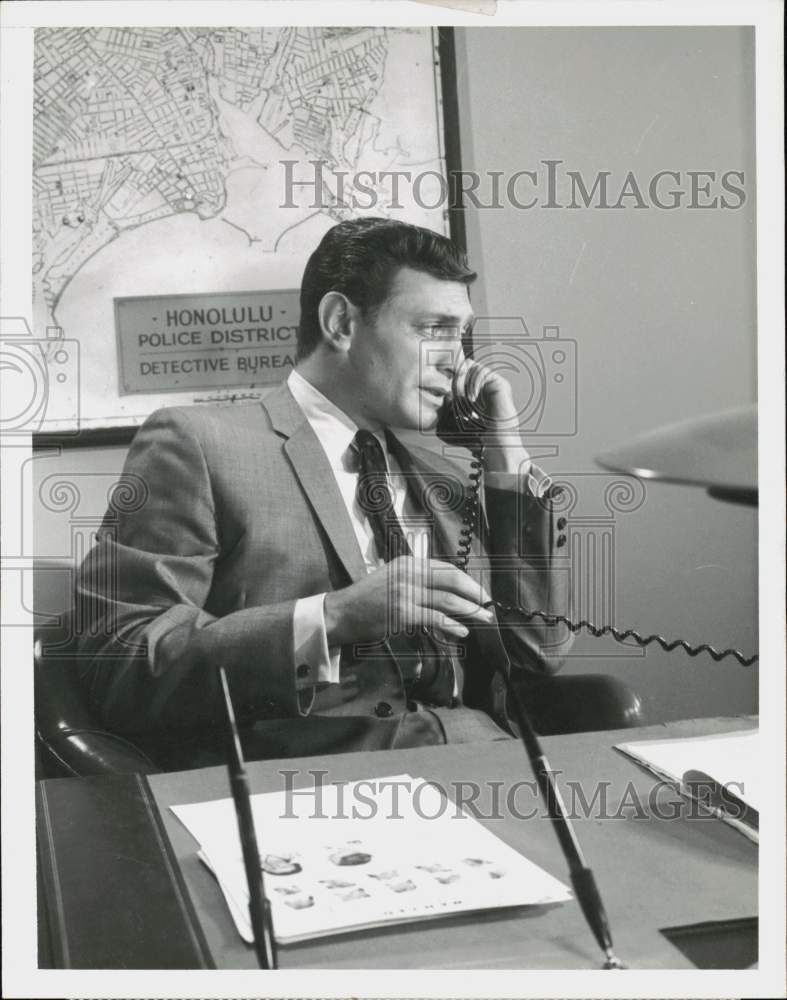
[557,517,567,530]
[296,663,310,679]
[556,534,567,548]
[374,701,393,718]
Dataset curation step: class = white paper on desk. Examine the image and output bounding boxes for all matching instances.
[172,773,571,945]
[616,727,760,842]
[615,729,759,810]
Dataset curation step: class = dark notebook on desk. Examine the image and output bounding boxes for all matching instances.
[37,772,214,969]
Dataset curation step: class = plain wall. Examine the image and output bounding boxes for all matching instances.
[453,26,757,721]
[33,26,758,723]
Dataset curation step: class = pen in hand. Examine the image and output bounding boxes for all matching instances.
[217,665,277,970]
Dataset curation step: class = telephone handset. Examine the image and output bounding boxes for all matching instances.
[436,389,758,668]
[435,388,491,448]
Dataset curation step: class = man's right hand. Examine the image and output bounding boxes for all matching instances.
[323,556,494,647]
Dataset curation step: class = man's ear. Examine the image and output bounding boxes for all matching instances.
[318,291,357,353]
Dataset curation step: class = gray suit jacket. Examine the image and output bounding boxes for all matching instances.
[76,384,571,761]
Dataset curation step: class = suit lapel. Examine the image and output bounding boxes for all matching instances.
[263,385,367,584]
[262,383,470,578]
[385,430,467,562]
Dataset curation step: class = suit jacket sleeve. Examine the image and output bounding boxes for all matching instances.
[481,472,573,676]
[75,407,301,734]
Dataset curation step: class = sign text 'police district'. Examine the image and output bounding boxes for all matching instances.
[115,290,299,394]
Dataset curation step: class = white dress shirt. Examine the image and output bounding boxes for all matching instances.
[288,369,432,690]
[286,369,552,694]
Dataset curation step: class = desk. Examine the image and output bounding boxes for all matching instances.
[37,716,757,969]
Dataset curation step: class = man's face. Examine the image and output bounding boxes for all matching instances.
[346,266,473,430]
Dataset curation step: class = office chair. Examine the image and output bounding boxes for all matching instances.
[34,613,160,778]
[34,608,645,778]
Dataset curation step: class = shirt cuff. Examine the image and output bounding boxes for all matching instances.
[293,593,341,689]
[485,462,553,499]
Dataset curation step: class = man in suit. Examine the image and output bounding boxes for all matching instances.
[76,218,572,768]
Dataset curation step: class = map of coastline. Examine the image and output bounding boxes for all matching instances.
[32,26,448,425]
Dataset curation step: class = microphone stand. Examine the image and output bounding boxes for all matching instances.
[217,666,278,969]
[476,612,626,970]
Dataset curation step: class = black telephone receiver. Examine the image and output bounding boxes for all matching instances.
[435,389,490,448]
[433,389,757,669]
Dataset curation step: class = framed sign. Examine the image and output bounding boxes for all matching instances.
[30,26,465,446]
[114,290,300,396]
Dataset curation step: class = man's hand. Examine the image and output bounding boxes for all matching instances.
[451,357,531,475]
[323,556,494,647]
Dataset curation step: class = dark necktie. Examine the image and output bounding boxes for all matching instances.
[352,429,456,705]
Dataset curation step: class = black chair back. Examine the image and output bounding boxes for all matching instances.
[35,612,159,777]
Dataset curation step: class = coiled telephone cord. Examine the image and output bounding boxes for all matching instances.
[486,599,758,667]
[455,447,758,668]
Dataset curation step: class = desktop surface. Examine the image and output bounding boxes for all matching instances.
[149,715,757,970]
[36,716,757,970]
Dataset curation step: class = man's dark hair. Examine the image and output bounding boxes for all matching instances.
[296,217,477,360]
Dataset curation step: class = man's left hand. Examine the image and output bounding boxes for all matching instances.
[452,357,532,475]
